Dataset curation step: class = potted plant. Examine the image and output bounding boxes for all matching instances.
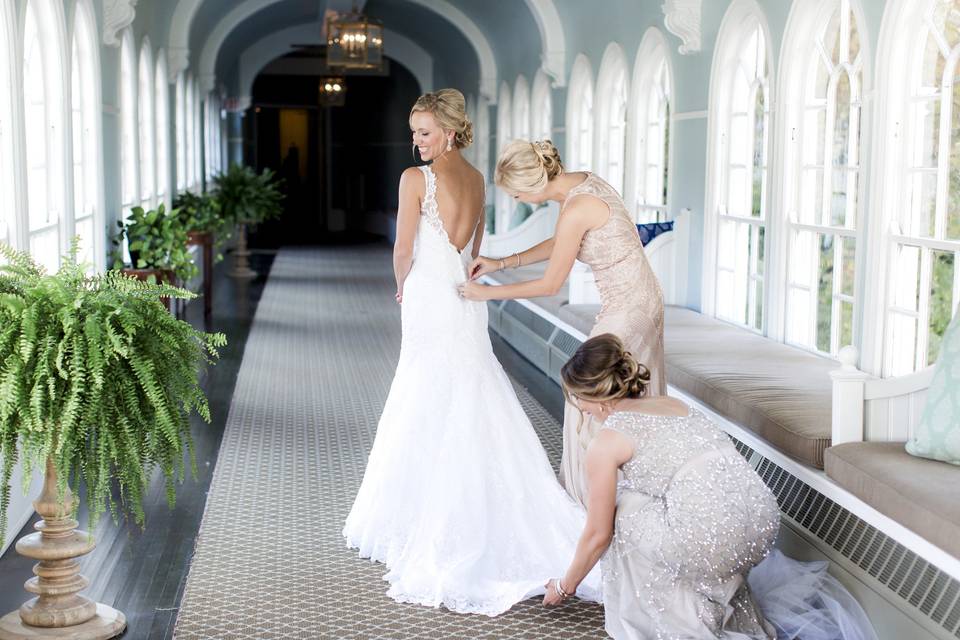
[111,203,199,286]
[211,165,284,278]
[175,191,229,316]
[174,190,231,255]
[0,242,225,638]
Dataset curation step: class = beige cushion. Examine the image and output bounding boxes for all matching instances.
[825,442,960,558]
[664,306,835,468]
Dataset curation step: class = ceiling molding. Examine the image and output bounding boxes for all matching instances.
[102,0,137,47]
[237,23,433,97]
[662,0,701,55]
[524,0,566,87]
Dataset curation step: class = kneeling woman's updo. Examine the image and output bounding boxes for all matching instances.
[560,333,650,406]
[495,140,563,193]
[410,89,474,149]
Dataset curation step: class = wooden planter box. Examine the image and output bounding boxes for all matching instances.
[186,231,214,318]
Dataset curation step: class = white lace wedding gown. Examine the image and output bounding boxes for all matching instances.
[343,164,602,616]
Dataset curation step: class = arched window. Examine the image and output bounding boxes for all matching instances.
[513,75,531,142]
[138,40,155,208]
[628,29,672,223]
[0,0,16,249]
[494,82,512,233]
[781,0,865,356]
[155,51,170,209]
[23,0,67,272]
[119,30,138,217]
[874,0,960,374]
[703,1,772,331]
[595,43,629,193]
[71,0,103,269]
[531,70,552,141]
[566,54,594,172]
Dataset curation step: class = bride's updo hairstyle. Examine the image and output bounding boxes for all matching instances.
[495,139,563,194]
[409,88,474,149]
[561,333,650,407]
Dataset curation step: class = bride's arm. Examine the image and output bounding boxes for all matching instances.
[544,430,633,606]
[393,168,423,302]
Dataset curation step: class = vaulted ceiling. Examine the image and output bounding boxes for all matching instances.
[157,0,566,104]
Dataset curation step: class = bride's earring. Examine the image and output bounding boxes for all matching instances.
[447,138,453,152]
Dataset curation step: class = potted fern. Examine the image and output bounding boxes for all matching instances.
[211,165,284,278]
[0,243,225,637]
[111,203,198,285]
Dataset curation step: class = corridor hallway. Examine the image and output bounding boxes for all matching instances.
[172,244,606,639]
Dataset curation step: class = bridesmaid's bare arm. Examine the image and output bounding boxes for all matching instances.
[394,168,424,302]
[544,429,633,606]
[460,196,603,300]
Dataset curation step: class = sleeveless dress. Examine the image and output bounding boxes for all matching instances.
[342,164,602,615]
[599,409,880,640]
[559,173,667,507]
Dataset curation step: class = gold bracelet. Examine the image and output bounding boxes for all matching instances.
[514,253,521,268]
[498,258,505,271]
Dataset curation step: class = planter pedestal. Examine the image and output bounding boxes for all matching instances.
[187,231,214,317]
[0,461,125,640]
[230,224,256,279]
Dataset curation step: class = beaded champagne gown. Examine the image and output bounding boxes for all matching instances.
[598,409,878,640]
[559,173,667,506]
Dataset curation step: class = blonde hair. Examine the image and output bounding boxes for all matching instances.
[560,334,650,411]
[495,139,563,193]
[409,89,474,149]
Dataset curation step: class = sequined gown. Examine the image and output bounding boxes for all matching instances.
[560,173,667,506]
[600,408,779,640]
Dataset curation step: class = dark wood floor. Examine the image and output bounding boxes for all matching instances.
[0,242,563,640]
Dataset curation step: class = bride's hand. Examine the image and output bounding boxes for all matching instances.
[468,256,499,280]
[395,290,403,304]
[458,281,488,301]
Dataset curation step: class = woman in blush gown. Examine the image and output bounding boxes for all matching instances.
[459,140,665,508]
[343,90,601,616]
[542,334,879,640]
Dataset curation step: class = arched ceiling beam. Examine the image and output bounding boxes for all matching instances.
[523,0,566,86]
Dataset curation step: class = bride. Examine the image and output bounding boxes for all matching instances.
[342,88,602,616]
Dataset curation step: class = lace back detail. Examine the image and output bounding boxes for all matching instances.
[418,165,447,239]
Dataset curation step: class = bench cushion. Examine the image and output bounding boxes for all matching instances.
[825,442,960,559]
[663,307,835,468]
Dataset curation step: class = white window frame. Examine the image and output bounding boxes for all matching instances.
[138,39,156,210]
[626,28,673,224]
[702,0,773,332]
[512,74,531,142]
[70,0,105,270]
[864,0,960,376]
[155,50,170,210]
[531,69,553,142]
[0,0,19,251]
[494,81,512,234]
[777,0,868,358]
[192,79,203,191]
[119,29,139,218]
[22,0,69,273]
[185,74,196,191]
[175,71,187,191]
[594,43,629,194]
[565,54,594,173]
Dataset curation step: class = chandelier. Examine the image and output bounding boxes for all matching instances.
[325,5,384,70]
[318,76,346,107]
